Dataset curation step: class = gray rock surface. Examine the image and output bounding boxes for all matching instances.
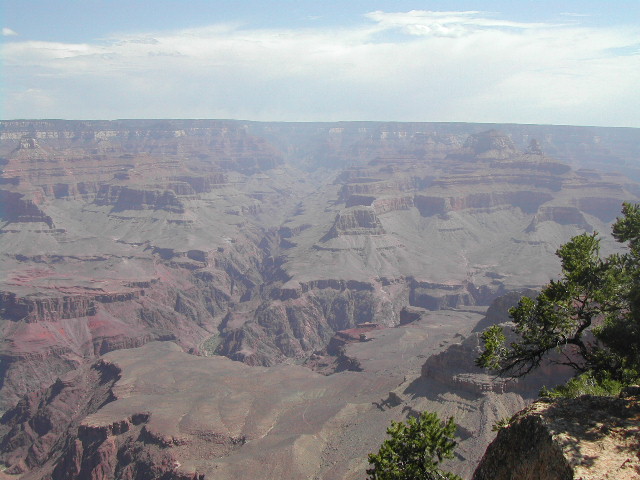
[1,120,639,478]
[473,392,640,480]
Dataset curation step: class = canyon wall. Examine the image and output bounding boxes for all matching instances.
[472,389,640,480]
[0,120,640,478]
[0,120,638,438]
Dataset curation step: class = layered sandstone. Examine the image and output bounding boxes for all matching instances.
[0,119,638,418]
[0,290,623,480]
[0,307,495,480]
[0,340,429,480]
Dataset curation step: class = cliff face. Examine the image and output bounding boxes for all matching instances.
[472,390,640,480]
[0,290,623,480]
[1,340,448,480]
[0,360,121,476]
[0,119,638,416]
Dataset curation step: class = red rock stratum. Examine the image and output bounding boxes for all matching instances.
[1,120,639,477]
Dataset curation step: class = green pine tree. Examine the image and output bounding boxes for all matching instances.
[367,410,461,480]
[477,202,640,392]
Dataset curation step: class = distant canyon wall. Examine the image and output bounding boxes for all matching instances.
[0,119,638,412]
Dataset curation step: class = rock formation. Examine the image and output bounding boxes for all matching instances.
[0,329,469,480]
[1,121,638,402]
[0,120,639,477]
[472,389,640,480]
[0,288,629,480]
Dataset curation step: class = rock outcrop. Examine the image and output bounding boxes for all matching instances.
[421,293,572,396]
[324,207,386,238]
[0,360,121,476]
[472,390,640,480]
[1,118,638,420]
[0,341,435,480]
[460,129,521,160]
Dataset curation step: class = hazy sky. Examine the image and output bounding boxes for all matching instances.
[2,1,639,126]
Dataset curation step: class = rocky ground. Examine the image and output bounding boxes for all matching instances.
[1,305,569,480]
[473,388,640,480]
[1,120,639,478]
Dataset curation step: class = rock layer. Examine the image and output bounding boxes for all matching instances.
[0,119,638,419]
[472,391,640,480]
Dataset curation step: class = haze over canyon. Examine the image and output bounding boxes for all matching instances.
[0,120,639,479]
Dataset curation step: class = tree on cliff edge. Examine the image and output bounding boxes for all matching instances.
[367,410,462,480]
[477,202,640,389]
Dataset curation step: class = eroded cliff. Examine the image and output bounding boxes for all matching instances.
[472,389,640,480]
[0,120,639,479]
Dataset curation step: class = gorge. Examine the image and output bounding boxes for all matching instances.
[1,120,639,479]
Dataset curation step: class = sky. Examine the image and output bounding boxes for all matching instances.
[1,1,639,126]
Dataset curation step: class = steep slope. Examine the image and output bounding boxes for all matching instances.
[0,313,478,480]
[0,122,307,409]
[472,389,640,480]
[219,129,636,363]
[0,120,637,416]
[0,291,577,480]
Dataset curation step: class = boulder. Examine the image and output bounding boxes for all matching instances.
[472,390,640,480]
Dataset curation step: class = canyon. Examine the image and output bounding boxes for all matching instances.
[0,120,639,478]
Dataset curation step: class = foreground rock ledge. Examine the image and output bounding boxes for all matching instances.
[472,389,640,480]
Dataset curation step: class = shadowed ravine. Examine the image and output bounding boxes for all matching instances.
[0,120,639,478]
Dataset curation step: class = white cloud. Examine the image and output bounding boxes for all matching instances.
[2,27,18,36]
[4,88,56,117]
[2,11,639,126]
[559,12,592,18]
[365,10,560,37]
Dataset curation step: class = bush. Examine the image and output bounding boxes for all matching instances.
[367,410,461,480]
[539,372,625,398]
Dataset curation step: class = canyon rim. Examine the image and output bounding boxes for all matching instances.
[1,120,639,479]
